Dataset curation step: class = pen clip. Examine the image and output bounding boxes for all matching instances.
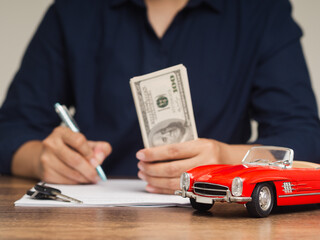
[54,103,80,132]
[61,105,80,130]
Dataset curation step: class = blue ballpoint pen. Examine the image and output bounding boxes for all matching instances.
[54,102,107,181]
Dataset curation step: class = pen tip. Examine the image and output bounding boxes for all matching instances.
[96,166,107,181]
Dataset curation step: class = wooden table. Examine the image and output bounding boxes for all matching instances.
[0,176,319,240]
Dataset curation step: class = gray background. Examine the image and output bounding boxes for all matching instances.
[1,0,319,116]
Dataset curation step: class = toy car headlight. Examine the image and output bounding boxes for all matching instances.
[231,177,243,197]
[180,172,190,191]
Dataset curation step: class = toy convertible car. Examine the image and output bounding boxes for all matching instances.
[175,146,320,217]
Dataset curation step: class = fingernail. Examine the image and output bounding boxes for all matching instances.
[138,171,145,180]
[145,185,156,193]
[90,158,99,167]
[137,162,144,171]
[136,151,145,161]
[96,152,105,162]
[95,176,101,182]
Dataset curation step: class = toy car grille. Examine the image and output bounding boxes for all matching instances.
[193,182,228,196]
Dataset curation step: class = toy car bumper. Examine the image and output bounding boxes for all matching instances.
[175,189,252,204]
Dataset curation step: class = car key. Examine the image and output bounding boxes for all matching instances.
[34,184,83,203]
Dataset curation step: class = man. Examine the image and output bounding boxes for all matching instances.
[1,0,320,194]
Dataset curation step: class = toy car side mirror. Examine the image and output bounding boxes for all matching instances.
[283,160,291,168]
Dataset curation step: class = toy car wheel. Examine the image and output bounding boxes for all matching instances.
[246,182,274,218]
[190,198,214,211]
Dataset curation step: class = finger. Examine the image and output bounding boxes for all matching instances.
[138,171,179,191]
[136,139,211,162]
[145,184,175,195]
[51,139,98,182]
[41,150,91,184]
[40,151,81,184]
[137,156,202,178]
[59,127,94,160]
[88,141,112,166]
[41,168,79,185]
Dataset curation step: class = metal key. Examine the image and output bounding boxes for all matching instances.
[34,183,83,204]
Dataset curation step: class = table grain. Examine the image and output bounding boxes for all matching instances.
[0,175,319,240]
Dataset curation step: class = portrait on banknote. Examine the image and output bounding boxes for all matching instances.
[148,118,193,147]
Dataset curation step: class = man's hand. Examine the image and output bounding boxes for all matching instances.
[136,138,255,194]
[12,126,112,184]
[38,126,112,184]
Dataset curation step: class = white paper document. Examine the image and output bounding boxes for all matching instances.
[14,179,190,207]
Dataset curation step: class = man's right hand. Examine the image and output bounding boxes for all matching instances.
[12,126,112,184]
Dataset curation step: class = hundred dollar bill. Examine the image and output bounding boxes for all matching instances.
[130,64,198,148]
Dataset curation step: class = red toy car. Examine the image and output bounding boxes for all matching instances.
[175,146,320,217]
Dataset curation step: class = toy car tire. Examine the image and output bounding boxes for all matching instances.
[190,198,214,211]
[246,182,274,218]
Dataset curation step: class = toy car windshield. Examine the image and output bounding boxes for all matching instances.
[242,146,294,168]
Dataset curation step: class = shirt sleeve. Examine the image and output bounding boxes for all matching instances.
[251,0,320,162]
[0,3,72,174]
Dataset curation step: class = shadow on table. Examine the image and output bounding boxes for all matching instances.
[191,203,320,218]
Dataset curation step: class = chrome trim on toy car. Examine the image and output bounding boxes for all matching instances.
[175,189,252,203]
[193,182,229,197]
[278,192,320,198]
[180,172,190,193]
[231,177,243,197]
[259,186,272,211]
[193,182,228,190]
[282,182,293,193]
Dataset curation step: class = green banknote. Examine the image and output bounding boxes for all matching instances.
[130,64,198,148]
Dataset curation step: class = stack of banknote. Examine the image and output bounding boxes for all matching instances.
[130,64,198,148]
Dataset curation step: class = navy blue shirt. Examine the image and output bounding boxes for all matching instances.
[1,0,320,176]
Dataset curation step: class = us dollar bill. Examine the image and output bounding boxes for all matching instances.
[130,64,198,148]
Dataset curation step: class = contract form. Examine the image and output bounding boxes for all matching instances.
[15,179,190,207]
